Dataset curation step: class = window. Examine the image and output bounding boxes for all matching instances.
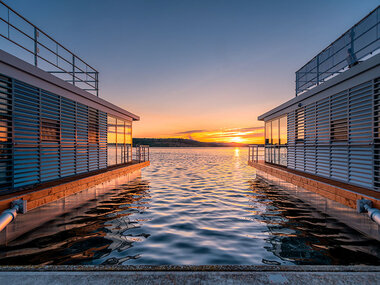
[265,116,287,146]
[279,116,287,145]
[272,119,279,145]
[265,121,272,144]
[331,118,348,141]
[107,115,132,166]
[88,108,99,144]
[295,108,305,142]
[41,119,60,142]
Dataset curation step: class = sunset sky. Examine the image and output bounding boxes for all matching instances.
[4,0,379,144]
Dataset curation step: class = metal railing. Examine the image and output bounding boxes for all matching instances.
[134,145,150,162]
[295,5,380,96]
[248,145,259,162]
[125,144,132,163]
[248,145,265,163]
[0,1,99,96]
[248,144,287,167]
[264,145,287,167]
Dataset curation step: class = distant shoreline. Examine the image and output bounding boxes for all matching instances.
[133,138,249,148]
[140,145,246,148]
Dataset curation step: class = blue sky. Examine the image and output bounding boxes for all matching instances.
[2,0,379,140]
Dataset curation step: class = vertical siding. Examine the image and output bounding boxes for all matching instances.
[0,74,118,193]
[76,103,89,174]
[61,97,76,177]
[99,111,108,169]
[287,111,296,169]
[88,107,99,172]
[374,77,380,191]
[304,103,316,174]
[0,75,12,191]
[40,90,60,182]
[315,98,330,177]
[294,108,305,172]
[330,91,348,181]
[13,81,40,188]
[348,82,373,187]
[287,79,376,190]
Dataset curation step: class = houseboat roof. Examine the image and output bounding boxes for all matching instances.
[258,52,380,122]
[0,49,140,121]
[0,0,139,121]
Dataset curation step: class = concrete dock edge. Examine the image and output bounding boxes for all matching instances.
[0,265,379,284]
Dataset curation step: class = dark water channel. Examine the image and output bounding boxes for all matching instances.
[0,148,379,265]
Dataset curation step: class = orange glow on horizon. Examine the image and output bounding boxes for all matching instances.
[163,127,265,144]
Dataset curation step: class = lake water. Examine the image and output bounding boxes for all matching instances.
[0,147,380,265]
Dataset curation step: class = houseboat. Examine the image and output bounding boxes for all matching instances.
[0,1,149,231]
[249,6,380,235]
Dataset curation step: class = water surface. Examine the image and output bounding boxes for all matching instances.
[0,147,379,265]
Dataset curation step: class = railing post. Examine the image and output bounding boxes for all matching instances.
[95,72,99,97]
[264,145,266,163]
[316,55,320,86]
[72,55,75,86]
[34,27,38,67]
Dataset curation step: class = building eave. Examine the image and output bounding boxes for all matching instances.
[0,49,140,121]
[258,52,380,121]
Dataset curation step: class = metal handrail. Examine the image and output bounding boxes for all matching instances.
[0,1,99,96]
[251,142,373,167]
[248,144,264,163]
[134,145,150,162]
[295,5,380,96]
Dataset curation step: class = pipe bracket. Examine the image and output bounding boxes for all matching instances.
[11,199,27,214]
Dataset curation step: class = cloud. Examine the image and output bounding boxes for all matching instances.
[227,126,263,132]
[170,126,264,144]
[175,129,206,135]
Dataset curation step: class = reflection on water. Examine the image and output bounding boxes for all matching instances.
[0,147,379,265]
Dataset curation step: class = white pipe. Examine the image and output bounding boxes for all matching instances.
[357,199,380,226]
[0,206,18,232]
[364,204,380,225]
[0,199,27,232]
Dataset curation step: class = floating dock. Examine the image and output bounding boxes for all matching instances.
[249,6,380,239]
[0,1,149,237]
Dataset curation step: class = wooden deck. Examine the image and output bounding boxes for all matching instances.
[248,160,380,210]
[0,161,150,213]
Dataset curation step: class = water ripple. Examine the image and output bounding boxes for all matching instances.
[0,147,380,265]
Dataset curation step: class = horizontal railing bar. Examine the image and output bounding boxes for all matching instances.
[47,71,98,74]
[0,17,98,80]
[0,17,35,42]
[0,34,34,55]
[296,5,380,95]
[37,55,96,89]
[0,1,99,73]
[35,42,97,81]
[0,0,99,96]
[296,8,379,75]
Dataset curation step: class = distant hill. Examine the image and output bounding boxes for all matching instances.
[133,138,247,147]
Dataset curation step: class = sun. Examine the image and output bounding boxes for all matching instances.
[230,137,244,143]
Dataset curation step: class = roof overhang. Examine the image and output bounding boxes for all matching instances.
[258,52,380,122]
[0,49,140,121]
